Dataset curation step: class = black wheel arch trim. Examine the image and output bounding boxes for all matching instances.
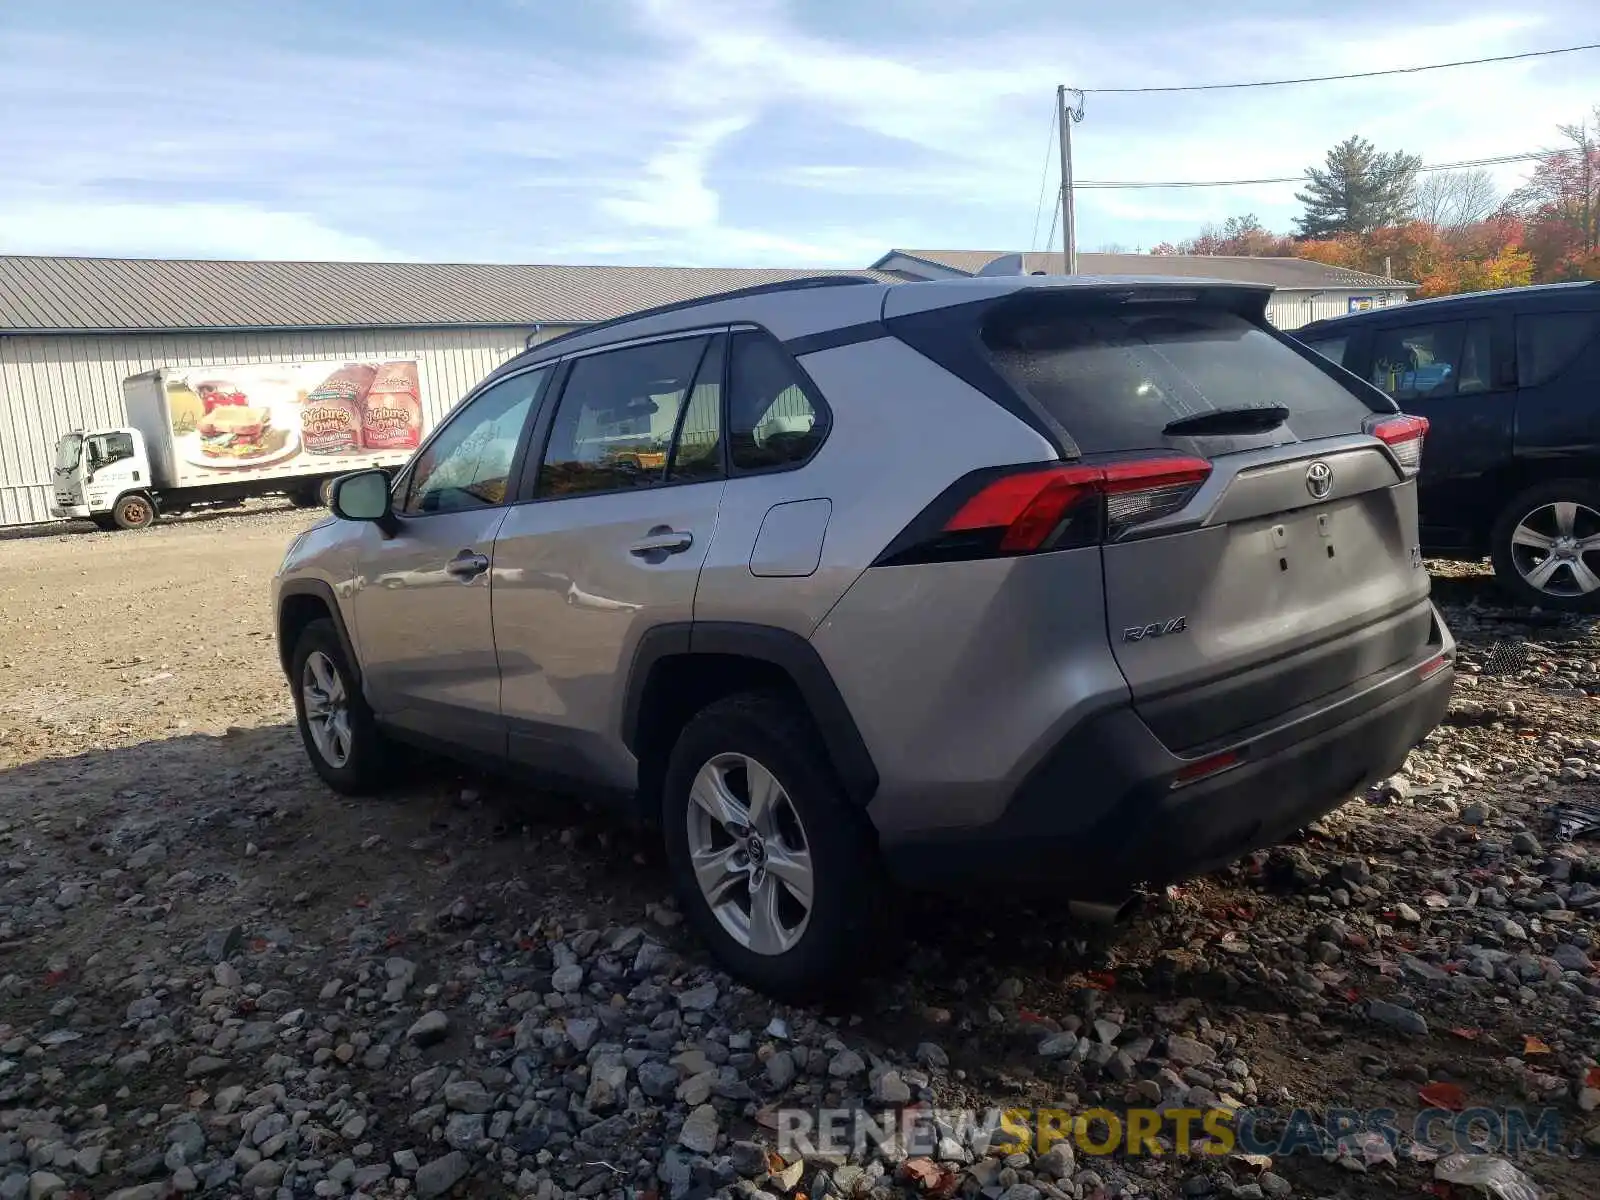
[623,621,879,806]
[276,579,362,687]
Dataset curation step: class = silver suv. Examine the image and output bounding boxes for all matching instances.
[274,274,1456,995]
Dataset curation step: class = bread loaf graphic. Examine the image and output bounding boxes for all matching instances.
[300,364,375,455]
[362,361,423,451]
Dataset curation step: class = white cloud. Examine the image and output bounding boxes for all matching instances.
[1,2,1596,262]
[599,117,753,230]
[0,201,400,261]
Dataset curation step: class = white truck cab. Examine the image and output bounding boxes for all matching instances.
[52,428,157,529]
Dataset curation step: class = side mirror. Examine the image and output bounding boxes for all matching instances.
[329,469,398,534]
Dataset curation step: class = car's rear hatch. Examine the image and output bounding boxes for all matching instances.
[888,280,1437,753]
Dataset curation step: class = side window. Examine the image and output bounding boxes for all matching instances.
[1517,312,1600,387]
[1370,320,1493,401]
[538,337,708,498]
[728,331,829,471]
[87,431,135,467]
[401,368,546,515]
[1301,335,1349,368]
[668,334,725,483]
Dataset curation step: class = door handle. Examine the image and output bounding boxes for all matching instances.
[446,550,490,580]
[628,527,694,556]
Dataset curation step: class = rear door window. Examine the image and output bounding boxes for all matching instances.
[983,304,1378,453]
[1516,312,1600,386]
[1370,320,1495,401]
[536,336,709,498]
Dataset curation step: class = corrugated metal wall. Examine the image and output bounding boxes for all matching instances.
[1266,290,1408,329]
[0,325,571,526]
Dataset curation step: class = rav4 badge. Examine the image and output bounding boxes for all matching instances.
[1123,616,1188,642]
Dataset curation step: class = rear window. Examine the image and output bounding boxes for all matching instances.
[984,304,1379,453]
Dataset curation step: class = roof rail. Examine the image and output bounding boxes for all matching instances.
[523,274,882,351]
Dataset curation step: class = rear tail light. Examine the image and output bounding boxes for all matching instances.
[1367,414,1428,475]
[874,455,1212,566]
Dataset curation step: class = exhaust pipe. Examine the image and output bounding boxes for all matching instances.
[1068,896,1142,925]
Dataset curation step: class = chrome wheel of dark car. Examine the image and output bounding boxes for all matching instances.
[1508,500,1600,598]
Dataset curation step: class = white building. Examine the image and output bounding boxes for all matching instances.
[0,258,887,526]
[0,249,1413,527]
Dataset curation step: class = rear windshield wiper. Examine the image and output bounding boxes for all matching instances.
[1163,405,1290,436]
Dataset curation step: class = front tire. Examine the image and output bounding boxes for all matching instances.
[290,618,390,794]
[661,692,882,999]
[1489,479,1600,612]
[112,493,156,530]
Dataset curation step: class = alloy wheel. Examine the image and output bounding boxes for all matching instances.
[1509,501,1600,598]
[302,650,353,768]
[684,752,814,955]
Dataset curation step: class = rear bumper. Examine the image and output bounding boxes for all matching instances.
[881,612,1455,896]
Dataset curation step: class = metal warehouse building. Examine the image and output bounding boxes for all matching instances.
[0,257,890,526]
[0,249,1411,527]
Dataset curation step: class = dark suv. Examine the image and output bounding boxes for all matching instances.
[1297,281,1600,609]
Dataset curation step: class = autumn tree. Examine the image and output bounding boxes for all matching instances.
[1295,136,1421,237]
[1504,109,1600,278]
[1152,214,1290,256]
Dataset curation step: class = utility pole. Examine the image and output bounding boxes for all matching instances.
[1057,86,1085,274]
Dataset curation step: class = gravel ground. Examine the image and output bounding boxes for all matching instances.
[2,506,1600,1200]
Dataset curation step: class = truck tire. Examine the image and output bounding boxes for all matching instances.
[112,494,156,531]
[289,486,323,509]
[1489,479,1600,612]
[661,691,883,1000]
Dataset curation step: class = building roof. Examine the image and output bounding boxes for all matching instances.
[876,249,1414,290]
[0,256,903,334]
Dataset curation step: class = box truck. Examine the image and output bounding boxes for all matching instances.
[51,359,432,530]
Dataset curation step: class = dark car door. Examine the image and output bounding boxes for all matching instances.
[1509,308,1600,465]
[1363,312,1513,552]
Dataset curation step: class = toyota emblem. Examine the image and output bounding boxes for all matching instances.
[1305,460,1334,500]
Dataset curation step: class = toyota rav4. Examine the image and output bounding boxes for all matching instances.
[274,274,1455,996]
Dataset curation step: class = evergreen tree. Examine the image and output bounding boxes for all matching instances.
[1294,136,1421,238]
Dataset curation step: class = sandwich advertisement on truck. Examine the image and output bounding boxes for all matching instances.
[159,360,428,485]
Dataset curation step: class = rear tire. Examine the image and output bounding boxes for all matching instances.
[112,493,155,530]
[290,617,390,794]
[661,691,882,999]
[1489,479,1600,612]
[289,485,324,509]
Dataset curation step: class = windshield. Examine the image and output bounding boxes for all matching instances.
[54,434,83,472]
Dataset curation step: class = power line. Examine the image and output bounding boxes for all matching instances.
[1080,42,1600,94]
[1029,101,1058,250]
[1075,150,1551,189]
